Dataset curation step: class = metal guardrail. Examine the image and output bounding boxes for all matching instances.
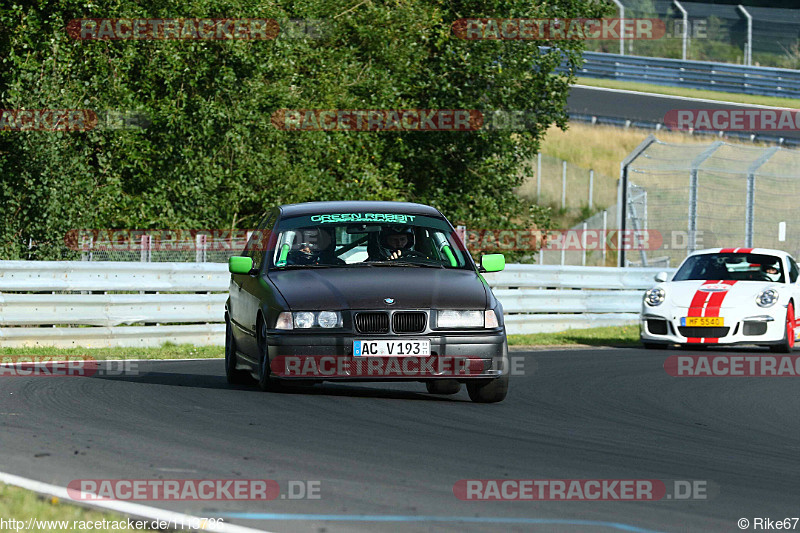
[567,51,800,99]
[0,261,676,347]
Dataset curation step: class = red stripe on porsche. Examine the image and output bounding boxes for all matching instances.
[720,247,753,253]
[686,280,737,344]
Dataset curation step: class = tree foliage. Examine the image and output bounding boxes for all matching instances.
[0,0,608,259]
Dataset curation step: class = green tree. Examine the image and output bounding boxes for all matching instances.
[0,0,608,260]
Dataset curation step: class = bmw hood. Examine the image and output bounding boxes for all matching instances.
[268,268,489,310]
[665,280,781,308]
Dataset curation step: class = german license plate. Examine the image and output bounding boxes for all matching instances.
[353,340,430,356]
[682,317,724,327]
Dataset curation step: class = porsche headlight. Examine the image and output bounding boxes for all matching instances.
[756,289,779,308]
[644,288,665,306]
[437,310,484,328]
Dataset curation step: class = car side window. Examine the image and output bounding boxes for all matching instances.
[243,212,275,271]
[790,258,799,283]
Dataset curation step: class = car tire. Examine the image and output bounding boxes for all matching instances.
[466,373,509,403]
[225,315,252,385]
[770,302,795,353]
[426,380,461,395]
[257,318,282,392]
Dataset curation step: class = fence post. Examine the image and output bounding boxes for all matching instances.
[195,234,208,262]
[140,235,152,262]
[745,146,778,248]
[536,153,542,202]
[581,222,588,266]
[561,160,567,209]
[688,142,723,253]
[602,210,608,266]
[588,169,594,209]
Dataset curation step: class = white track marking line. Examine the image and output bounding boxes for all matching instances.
[0,471,273,533]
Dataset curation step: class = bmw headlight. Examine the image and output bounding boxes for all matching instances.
[294,312,315,328]
[277,311,342,330]
[317,311,340,328]
[644,288,665,306]
[756,289,779,308]
[437,310,485,328]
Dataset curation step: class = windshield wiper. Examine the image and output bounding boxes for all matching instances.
[273,264,339,270]
[366,261,445,269]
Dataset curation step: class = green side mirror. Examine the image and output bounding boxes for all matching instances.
[481,254,505,272]
[229,255,254,274]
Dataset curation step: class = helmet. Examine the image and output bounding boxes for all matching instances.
[761,262,781,282]
[286,227,332,265]
[372,225,415,260]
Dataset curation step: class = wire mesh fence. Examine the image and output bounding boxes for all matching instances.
[586,0,800,68]
[622,136,800,268]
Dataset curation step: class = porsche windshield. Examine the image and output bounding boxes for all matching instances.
[269,213,472,270]
[673,253,785,282]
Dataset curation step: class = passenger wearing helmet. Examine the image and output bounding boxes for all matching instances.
[369,225,416,261]
[286,227,344,266]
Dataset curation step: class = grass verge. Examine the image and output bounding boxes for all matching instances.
[576,77,799,109]
[0,483,158,532]
[508,325,640,347]
[0,327,641,358]
[0,344,221,359]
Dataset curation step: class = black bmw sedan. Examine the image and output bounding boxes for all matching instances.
[225,201,508,403]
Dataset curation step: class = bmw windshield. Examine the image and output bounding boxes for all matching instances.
[269,213,473,270]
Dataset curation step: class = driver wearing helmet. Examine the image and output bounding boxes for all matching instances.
[761,261,782,282]
[371,225,416,261]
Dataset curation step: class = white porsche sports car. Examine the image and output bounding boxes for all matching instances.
[641,248,800,351]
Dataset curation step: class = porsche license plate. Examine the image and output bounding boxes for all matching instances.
[682,317,724,327]
[353,340,430,356]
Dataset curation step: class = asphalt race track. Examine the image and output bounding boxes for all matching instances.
[567,85,800,144]
[2,348,799,533]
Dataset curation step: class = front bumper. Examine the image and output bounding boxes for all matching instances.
[640,305,787,346]
[265,330,507,381]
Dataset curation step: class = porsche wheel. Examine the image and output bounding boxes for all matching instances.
[770,302,795,353]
